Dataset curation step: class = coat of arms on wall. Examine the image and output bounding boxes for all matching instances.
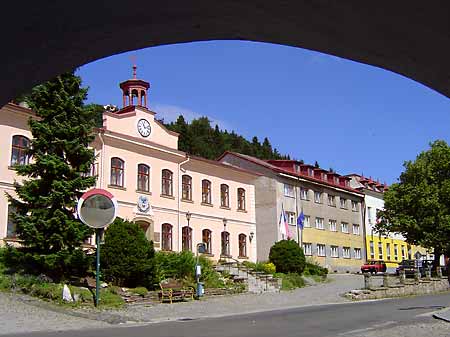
[137,195,150,213]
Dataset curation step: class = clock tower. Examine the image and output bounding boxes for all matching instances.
[119,64,150,108]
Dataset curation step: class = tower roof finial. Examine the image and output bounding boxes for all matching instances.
[130,54,137,79]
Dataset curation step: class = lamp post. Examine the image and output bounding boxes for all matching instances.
[186,211,191,251]
[249,231,254,243]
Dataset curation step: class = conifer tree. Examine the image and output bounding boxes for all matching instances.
[7,72,97,277]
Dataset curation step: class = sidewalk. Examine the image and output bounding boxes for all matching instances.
[0,274,365,335]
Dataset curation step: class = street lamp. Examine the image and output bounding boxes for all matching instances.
[249,231,254,243]
[186,211,191,251]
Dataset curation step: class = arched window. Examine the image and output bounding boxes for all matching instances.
[110,157,124,187]
[137,164,150,192]
[221,231,230,256]
[182,226,192,251]
[182,175,192,201]
[161,169,173,196]
[221,184,229,208]
[161,223,172,251]
[11,135,30,166]
[202,179,212,204]
[237,188,246,211]
[239,234,247,258]
[202,229,212,254]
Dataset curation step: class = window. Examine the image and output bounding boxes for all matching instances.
[11,135,30,166]
[340,197,347,209]
[237,188,246,211]
[331,246,339,258]
[303,243,312,256]
[327,194,336,207]
[341,222,349,233]
[386,242,391,260]
[137,164,150,192]
[286,212,296,225]
[352,224,360,235]
[343,247,351,259]
[367,207,373,223]
[182,175,192,201]
[401,245,406,259]
[161,223,172,251]
[300,188,308,200]
[315,217,324,230]
[304,215,311,228]
[6,205,17,238]
[317,244,326,257]
[378,242,383,260]
[394,244,398,260]
[238,234,247,257]
[202,179,212,204]
[161,169,173,196]
[354,248,362,259]
[351,200,359,212]
[110,157,124,187]
[202,229,212,254]
[284,184,295,197]
[182,226,192,251]
[314,191,322,203]
[370,241,374,259]
[221,184,229,208]
[221,231,230,256]
[329,219,337,232]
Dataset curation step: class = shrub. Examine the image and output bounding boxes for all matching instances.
[275,272,306,290]
[262,262,276,274]
[101,218,156,289]
[303,259,328,276]
[269,240,306,274]
[129,287,148,296]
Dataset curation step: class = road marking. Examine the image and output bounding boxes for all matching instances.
[339,321,397,335]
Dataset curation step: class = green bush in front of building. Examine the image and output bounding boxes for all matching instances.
[269,239,306,274]
[101,218,157,289]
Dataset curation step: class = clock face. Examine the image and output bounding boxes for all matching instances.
[137,119,151,137]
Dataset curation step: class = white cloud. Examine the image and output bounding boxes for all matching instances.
[151,103,232,130]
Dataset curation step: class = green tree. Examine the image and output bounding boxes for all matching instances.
[7,72,97,278]
[261,137,273,159]
[101,218,156,288]
[375,140,450,270]
[269,240,306,274]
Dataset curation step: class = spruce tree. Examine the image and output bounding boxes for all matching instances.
[7,72,97,277]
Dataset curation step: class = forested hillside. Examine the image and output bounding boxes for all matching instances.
[163,115,291,161]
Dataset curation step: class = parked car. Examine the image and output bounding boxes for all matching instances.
[361,261,387,274]
[396,260,417,277]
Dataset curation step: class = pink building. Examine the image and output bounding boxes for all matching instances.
[0,71,258,262]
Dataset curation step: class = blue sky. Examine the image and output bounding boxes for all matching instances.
[77,41,450,185]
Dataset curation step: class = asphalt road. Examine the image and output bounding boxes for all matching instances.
[12,293,450,337]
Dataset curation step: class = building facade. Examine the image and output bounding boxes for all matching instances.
[219,153,365,272]
[0,71,258,262]
[347,174,429,272]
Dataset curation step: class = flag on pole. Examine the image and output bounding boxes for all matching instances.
[297,210,305,230]
[279,204,292,239]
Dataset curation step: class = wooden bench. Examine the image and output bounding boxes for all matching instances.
[159,280,195,304]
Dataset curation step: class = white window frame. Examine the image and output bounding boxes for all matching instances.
[286,211,296,225]
[329,219,337,232]
[394,244,398,260]
[343,247,351,259]
[378,242,383,260]
[300,188,308,200]
[352,224,360,235]
[370,241,375,259]
[284,184,295,198]
[304,215,310,228]
[314,191,322,203]
[341,222,349,233]
[315,217,324,230]
[327,194,336,207]
[340,197,347,209]
[303,243,312,256]
[367,207,373,224]
[386,242,391,260]
[351,200,359,212]
[331,245,339,258]
[317,244,326,257]
[354,248,362,259]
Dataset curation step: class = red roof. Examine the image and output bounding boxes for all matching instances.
[218,151,363,196]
